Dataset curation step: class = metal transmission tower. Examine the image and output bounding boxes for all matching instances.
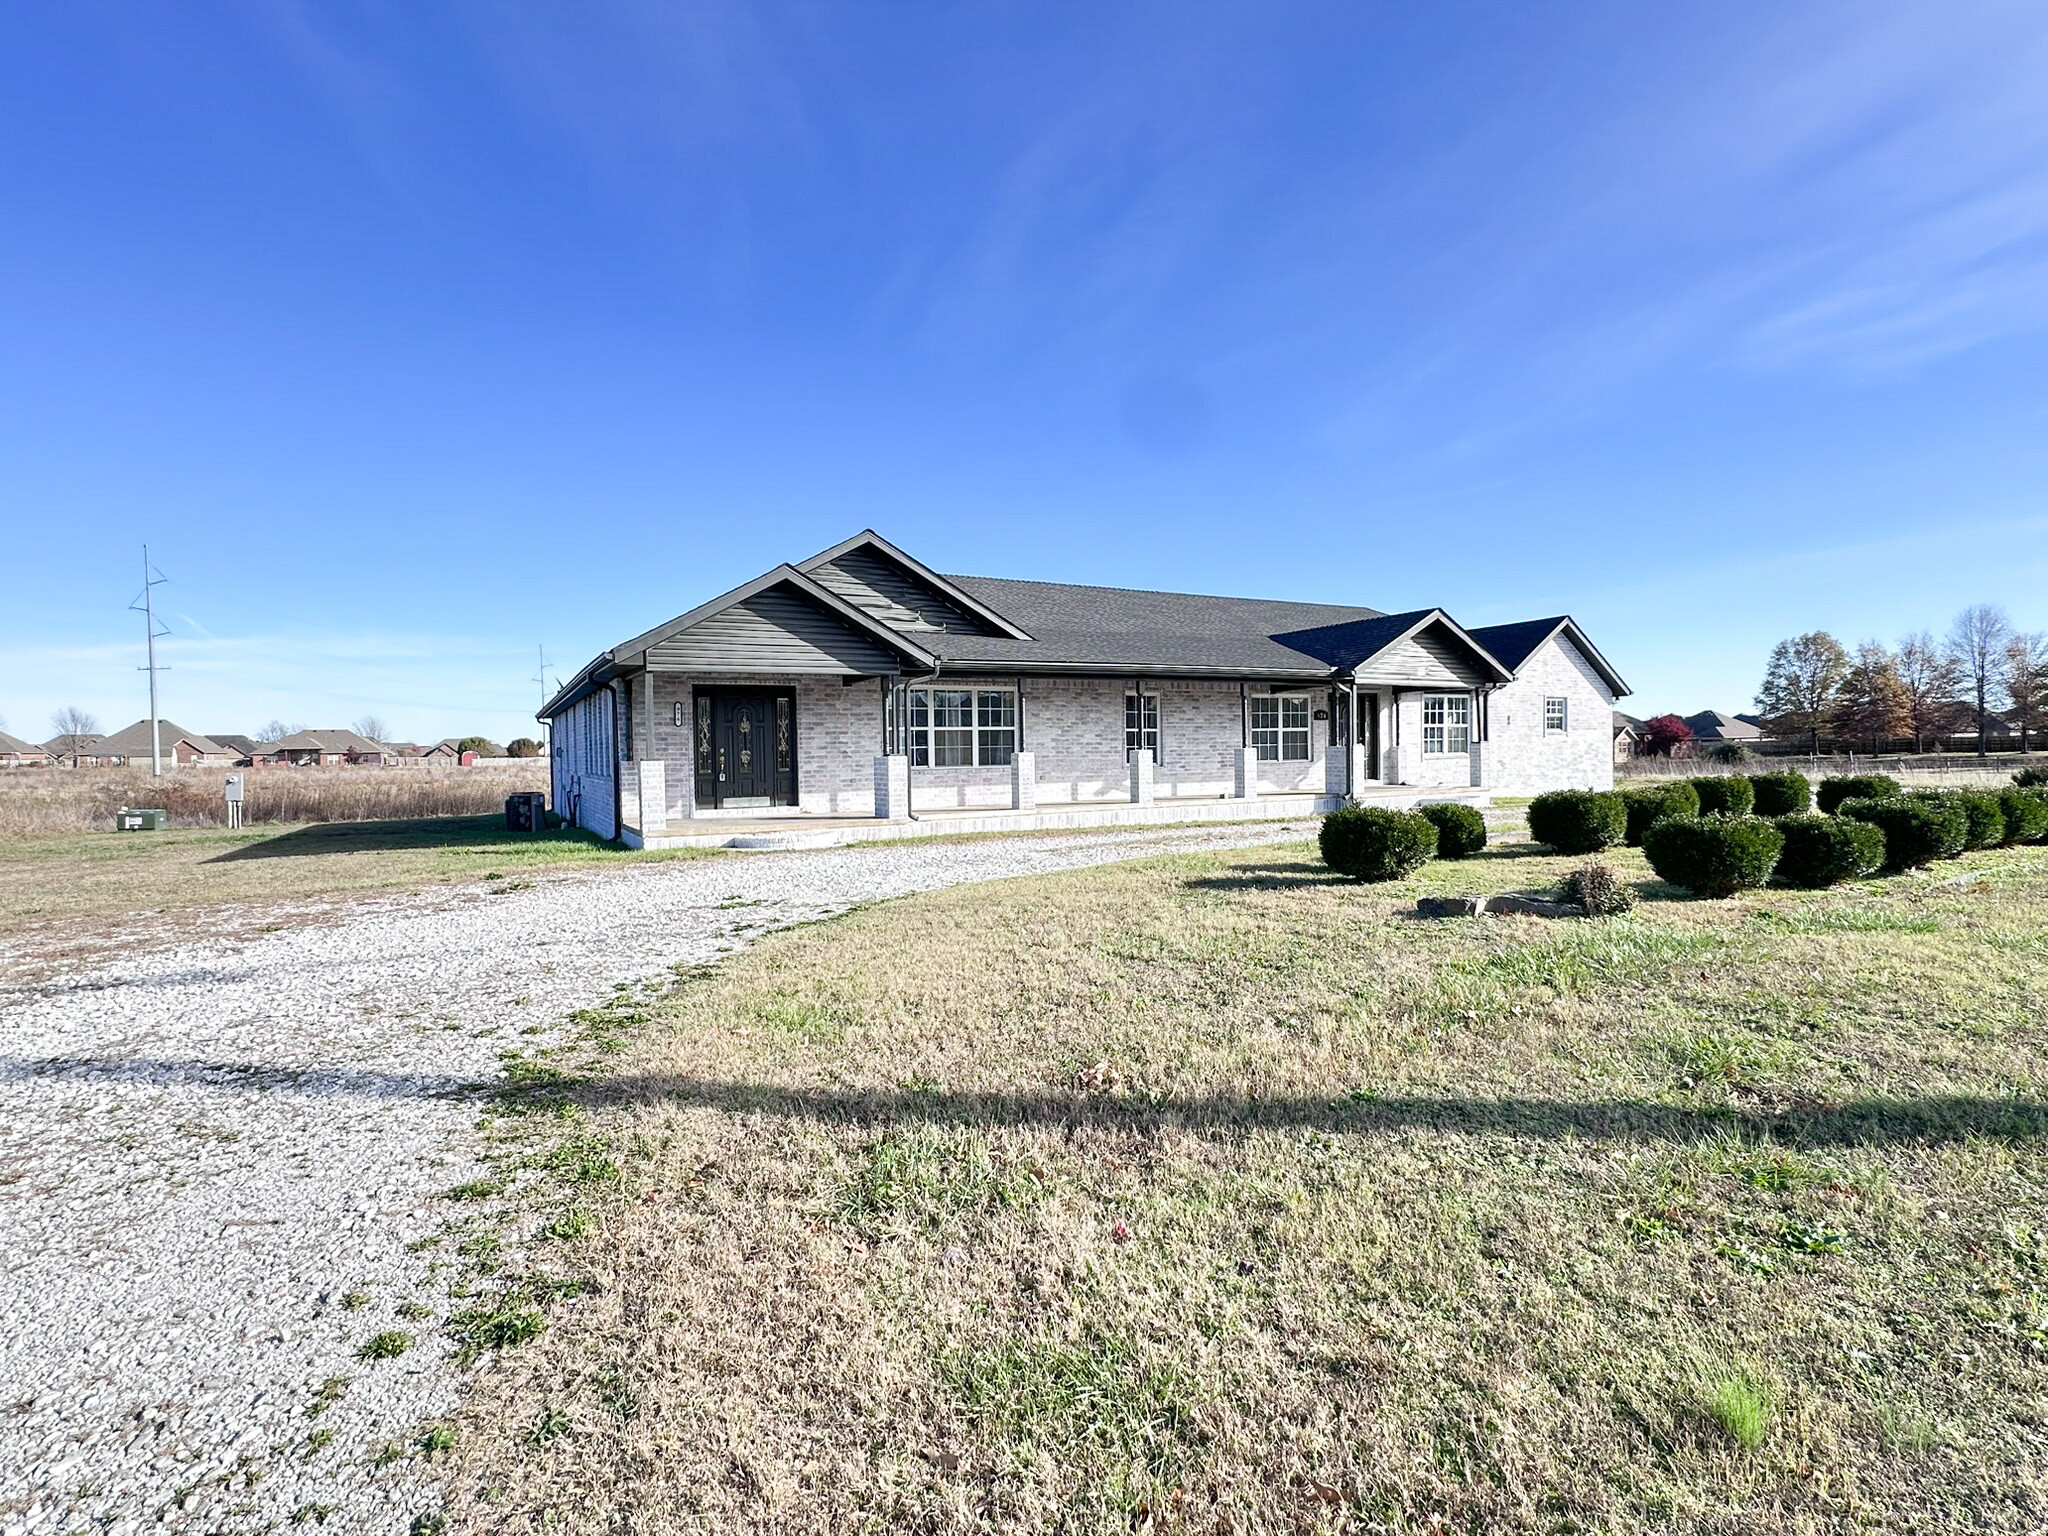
[129,547,172,777]
[534,644,557,754]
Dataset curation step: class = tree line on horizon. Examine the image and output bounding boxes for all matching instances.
[1640,603,2046,758]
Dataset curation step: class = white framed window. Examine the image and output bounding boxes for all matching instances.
[1422,694,1471,754]
[1125,694,1158,761]
[1544,696,1569,733]
[909,688,1015,767]
[1251,695,1311,761]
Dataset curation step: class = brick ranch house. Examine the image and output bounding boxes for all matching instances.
[539,531,1628,848]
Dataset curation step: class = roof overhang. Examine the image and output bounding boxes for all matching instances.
[538,564,944,720]
[1532,618,1631,698]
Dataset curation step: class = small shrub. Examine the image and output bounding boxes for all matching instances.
[1640,815,1784,897]
[1838,797,1968,871]
[1771,814,1884,888]
[1904,789,2002,850]
[1619,781,1699,845]
[1526,790,1627,854]
[1817,773,1900,814]
[1749,770,1811,817]
[1689,776,1755,816]
[1558,861,1637,916]
[1998,787,2048,844]
[1319,805,1437,882]
[2014,766,2048,788]
[1708,742,1754,765]
[1418,802,1488,858]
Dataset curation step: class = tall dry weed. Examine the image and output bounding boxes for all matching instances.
[0,765,548,837]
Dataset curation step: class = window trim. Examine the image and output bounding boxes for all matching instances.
[1421,693,1472,755]
[1124,692,1159,763]
[1250,694,1313,762]
[1544,696,1569,734]
[907,686,1017,767]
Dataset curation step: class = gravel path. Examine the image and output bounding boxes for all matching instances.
[0,821,1311,1534]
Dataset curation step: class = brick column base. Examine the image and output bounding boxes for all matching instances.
[1234,746,1260,800]
[1011,752,1036,812]
[1129,749,1154,805]
[637,761,667,835]
[873,755,909,819]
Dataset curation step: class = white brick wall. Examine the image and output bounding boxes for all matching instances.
[1485,634,1618,794]
[626,673,1336,816]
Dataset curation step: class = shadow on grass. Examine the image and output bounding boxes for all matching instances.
[204,815,614,862]
[20,1051,2044,1150]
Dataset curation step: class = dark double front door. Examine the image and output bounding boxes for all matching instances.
[693,689,797,809]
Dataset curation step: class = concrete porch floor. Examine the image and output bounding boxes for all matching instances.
[623,784,1490,851]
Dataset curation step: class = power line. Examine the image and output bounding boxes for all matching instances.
[128,547,171,777]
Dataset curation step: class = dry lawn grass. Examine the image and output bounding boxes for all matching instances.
[0,815,705,950]
[0,763,548,837]
[440,837,2048,1535]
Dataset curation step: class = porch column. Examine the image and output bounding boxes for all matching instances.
[1234,746,1260,800]
[873,754,909,819]
[1382,692,1405,785]
[1469,691,1489,788]
[1012,751,1037,812]
[638,760,667,836]
[1129,748,1154,805]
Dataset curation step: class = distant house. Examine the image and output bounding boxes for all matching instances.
[207,733,262,762]
[83,720,239,767]
[1611,711,1646,762]
[1683,711,1769,744]
[41,732,107,767]
[251,730,399,766]
[0,730,50,768]
[422,738,498,764]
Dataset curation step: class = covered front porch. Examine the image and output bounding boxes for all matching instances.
[621,781,1489,851]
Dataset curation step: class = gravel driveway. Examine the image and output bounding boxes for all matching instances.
[0,821,1310,1534]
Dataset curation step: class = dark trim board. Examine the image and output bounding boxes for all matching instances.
[692,686,798,809]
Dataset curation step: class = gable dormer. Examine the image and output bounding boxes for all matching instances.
[798,531,1031,639]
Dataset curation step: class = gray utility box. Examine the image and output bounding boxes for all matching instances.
[115,808,168,832]
[504,792,547,833]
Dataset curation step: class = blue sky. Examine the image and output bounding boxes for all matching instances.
[3,1,2046,744]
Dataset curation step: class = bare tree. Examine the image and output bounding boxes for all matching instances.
[256,720,304,742]
[1895,632,1964,753]
[1755,632,1850,754]
[50,706,99,766]
[2005,632,2048,754]
[1833,641,1910,751]
[1947,604,2012,758]
[352,715,390,744]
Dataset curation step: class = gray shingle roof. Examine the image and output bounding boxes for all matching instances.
[91,720,231,757]
[925,575,1390,675]
[0,730,47,756]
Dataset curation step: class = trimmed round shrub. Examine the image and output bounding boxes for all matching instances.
[1838,796,1968,871]
[1418,801,1488,859]
[1998,787,2048,845]
[1907,789,2005,850]
[1690,776,1755,816]
[1818,774,1900,814]
[2014,766,2048,789]
[1749,770,1812,818]
[1526,790,1627,855]
[1619,781,1700,845]
[1771,813,1884,888]
[1319,805,1437,882]
[1640,815,1784,898]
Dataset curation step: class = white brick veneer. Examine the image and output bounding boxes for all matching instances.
[1483,634,1618,794]
[628,673,1338,818]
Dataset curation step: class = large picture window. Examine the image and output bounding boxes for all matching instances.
[1422,694,1471,754]
[1251,695,1311,761]
[1125,694,1158,762]
[909,687,1015,767]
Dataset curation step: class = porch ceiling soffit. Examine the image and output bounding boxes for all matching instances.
[796,529,1034,640]
[1272,608,1517,687]
[610,565,941,673]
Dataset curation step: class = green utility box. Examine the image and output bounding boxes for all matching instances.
[115,808,168,832]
